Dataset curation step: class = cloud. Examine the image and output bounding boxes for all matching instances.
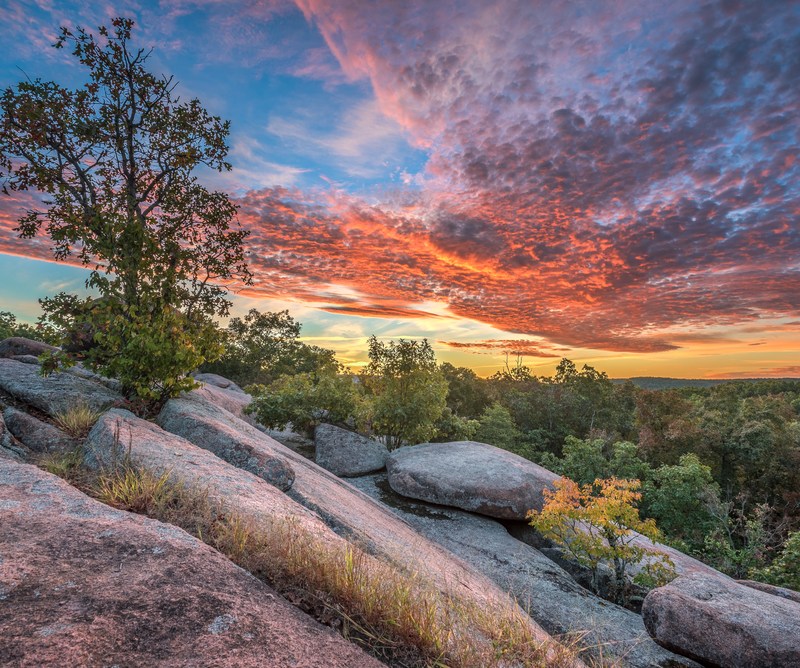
[440,340,560,358]
[709,366,800,379]
[2,1,799,356]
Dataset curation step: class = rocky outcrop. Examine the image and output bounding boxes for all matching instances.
[0,359,120,417]
[350,473,699,668]
[0,457,383,668]
[2,407,75,453]
[152,400,563,653]
[314,423,388,477]
[157,396,295,491]
[0,337,57,359]
[642,573,800,667]
[386,441,560,520]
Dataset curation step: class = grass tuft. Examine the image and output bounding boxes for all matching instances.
[53,404,104,438]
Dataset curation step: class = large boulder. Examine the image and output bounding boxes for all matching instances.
[2,407,75,453]
[642,573,800,667]
[314,423,388,477]
[0,413,26,460]
[0,359,120,417]
[0,457,383,668]
[0,337,57,359]
[157,396,295,491]
[350,473,699,668]
[386,441,560,520]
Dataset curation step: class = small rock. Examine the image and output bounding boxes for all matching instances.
[314,423,388,477]
[642,573,800,667]
[387,440,560,520]
[2,407,75,453]
[0,337,57,359]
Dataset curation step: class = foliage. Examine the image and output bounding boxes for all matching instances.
[0,310,41,341]
[539,436,651,487]
[529,477,675,604]
[439,362,492,419]
[432,407,479,442]
[642,453,721,551]
[753,530,800,592]
[245,369,360,437]
[0,18,250,401]
[203,308,338,387]
[475,403,521,451]
[360,336,448,449]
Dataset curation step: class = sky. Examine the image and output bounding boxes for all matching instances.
[1,0,799,379]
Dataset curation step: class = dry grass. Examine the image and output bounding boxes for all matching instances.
[53,404,104,438]
[37,446,88,487]
[47,458,585,667]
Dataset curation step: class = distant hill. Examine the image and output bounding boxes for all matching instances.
[612,377,800,390]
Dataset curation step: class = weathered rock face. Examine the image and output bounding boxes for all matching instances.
[0,457,383,668]
[193,372,245,392]
[386,441,560,520]
[0,412,26,460]
[350,473,699,668]
[642,573,800,668]
[737,579,800,605]
[153,400,562,653]
[0,337,57,359]
[0,359,120,417]
[2,407,75,453]
[314,423,388,477]
[189,381,252,418]
[157,396,295,491]
[10,355,40,365]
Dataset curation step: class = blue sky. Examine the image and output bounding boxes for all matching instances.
[1,1,799,378]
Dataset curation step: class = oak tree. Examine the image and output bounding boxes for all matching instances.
[0,19,251,400]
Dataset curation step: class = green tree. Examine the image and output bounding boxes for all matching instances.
[246,369,359,437]
[0,311,41,341]
[529,477,675,604]
[642,453,722,551]
[753,530,800,592]
[203,308,337,387]
[360,336,448,449]
[475,403,522,451]
[0,19,250,401]
[439,362,492,419]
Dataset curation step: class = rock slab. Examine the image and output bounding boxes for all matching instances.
[642,573,800,667]
[3,407,75,453]
[0,359,120,417]
[0,458,383,668]
[158,396,295,491]
[314,423,388,477]
[387,441,560,520]
[351,473,699,668]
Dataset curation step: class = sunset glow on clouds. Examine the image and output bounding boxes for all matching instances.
[1,0,799,377]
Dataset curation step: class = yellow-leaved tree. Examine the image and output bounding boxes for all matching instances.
[528,477,675,604]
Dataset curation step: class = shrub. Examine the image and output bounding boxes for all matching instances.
[529,477,675,604]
